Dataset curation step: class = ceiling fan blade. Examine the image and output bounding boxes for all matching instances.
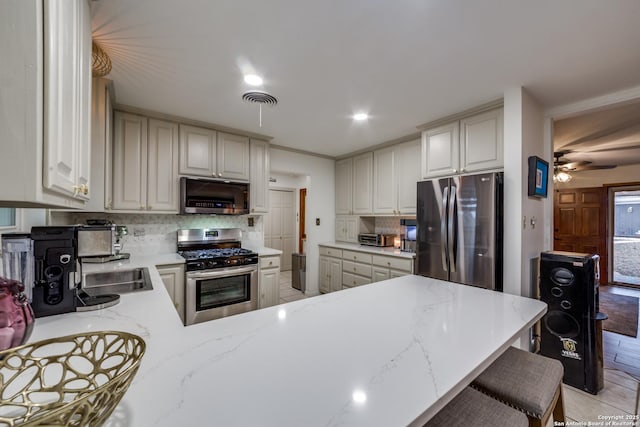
[555,160,591,169]
[584,143,640,153]
[572,164,617,171]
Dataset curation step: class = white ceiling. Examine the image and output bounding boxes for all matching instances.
[90,0,640,158]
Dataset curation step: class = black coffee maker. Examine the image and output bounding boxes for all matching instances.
[31,226,78,317]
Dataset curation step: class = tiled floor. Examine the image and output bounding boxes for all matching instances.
[277,273,639,424]
[278,270,308,304]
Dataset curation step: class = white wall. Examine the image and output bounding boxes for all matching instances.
[555,163,640,189]
[269,148,335,296]
[504,87,547,349]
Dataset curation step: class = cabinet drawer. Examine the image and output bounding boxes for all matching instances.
[371,255,413,272]
[342,271,371,287]
[390,270,409,279]
[259,255,281,270]
[319,246,343,258]
[342,260,372,278]
[343,250,373,264]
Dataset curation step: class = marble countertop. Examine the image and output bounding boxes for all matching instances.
[319,241,416,258]
[28,258,545,426]
[242,245,283,256]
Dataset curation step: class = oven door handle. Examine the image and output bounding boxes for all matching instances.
[186,265,257,279]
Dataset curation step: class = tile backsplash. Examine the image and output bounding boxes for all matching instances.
[50,212,263,255]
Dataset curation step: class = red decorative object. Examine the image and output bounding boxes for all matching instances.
[0,277,35,351]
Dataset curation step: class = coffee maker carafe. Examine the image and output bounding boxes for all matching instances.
[31,226,77,317]
[1,232,34,302]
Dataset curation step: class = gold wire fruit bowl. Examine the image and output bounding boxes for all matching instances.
[0,331,145,426]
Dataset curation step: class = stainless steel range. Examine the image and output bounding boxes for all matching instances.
[178,228,258,325]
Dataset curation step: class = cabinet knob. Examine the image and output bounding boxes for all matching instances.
[269,261,273,265]
[140,205,145,210]
[218,173,222,177]
[353,256,356,260]
[452,169,457,173]
[461,168,466,172]
[251,208,255,212]
[387,262,391,266]
[353,280,356,285]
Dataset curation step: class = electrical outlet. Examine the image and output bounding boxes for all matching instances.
[248,217,254,227]
[316,218,320,226]
[133,228,145,238]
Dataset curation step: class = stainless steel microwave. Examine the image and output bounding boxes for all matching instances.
[180,177,250,215]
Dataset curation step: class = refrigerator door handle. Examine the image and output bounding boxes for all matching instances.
[441,186,449,272]
[448,186,457,272]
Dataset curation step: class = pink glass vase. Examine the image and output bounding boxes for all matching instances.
[0,277,35,351]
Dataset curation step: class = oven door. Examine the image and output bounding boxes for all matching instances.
[185,265,258,325]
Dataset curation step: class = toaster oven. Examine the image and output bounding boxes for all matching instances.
[358,233,396,247]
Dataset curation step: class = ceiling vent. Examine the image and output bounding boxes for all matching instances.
[242,90,278,106]
[242,90,278,127]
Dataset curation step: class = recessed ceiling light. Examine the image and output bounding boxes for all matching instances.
[244,74,263,86]
[353,113,369,121]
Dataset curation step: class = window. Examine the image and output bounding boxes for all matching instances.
[0,208,17,229]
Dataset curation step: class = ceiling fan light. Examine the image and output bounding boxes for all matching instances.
[554,171,572,183]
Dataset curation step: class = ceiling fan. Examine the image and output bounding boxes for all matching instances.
[553,150,617,183]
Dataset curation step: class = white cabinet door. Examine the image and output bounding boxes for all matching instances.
[319,256,331,294]
[112,112,148,210]
[329,258,343,292]
[179,124,217,176]
[157,264,185,323]
[352,152,373,214]
[372,267,390,283]
[460,108,503,173]
[421,122,459,179]
[259,268,280,308]
[249,139,269,213]
[42,0,91,200]
[147,119,179,212]
[217,132,250,180]
[373,146,397,215]
[88,78,112,212]
[345,217,359,243]
[335,158,353,215]
[396,139,421,215]
[335,217,347,242]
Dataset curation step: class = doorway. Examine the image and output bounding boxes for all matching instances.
[264,189,296,271]
[609,185,640,287]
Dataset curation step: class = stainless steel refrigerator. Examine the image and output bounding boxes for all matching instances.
[416,172,503,291]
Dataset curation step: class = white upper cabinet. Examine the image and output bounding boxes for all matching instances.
[87,78,113,212]
[249,139,270,214]
[373,147,397,214]
[112,112,179,212]
[460,108,504,173]
[422,108,503,179]
[147,119,179,211]
[217,132,250,180]
[42,0,92,201]
[373,139,420,215]
[179,125,250,180]
[179,125,217,177]
[421,122,460,179]
[335,158,353,215]
[0,0,92,208]
[352,153,373,215]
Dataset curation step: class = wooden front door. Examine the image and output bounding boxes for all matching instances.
[554,187,608,284]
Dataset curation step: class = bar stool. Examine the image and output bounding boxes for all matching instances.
[471,346,565,427]
[424,386,528,427]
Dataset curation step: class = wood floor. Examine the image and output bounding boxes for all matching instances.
[602,285,640,379]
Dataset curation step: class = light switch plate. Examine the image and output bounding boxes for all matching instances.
[316,218,320,226]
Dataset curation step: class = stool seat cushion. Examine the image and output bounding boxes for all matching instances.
[425,387,528,427]
[472,346,564,418]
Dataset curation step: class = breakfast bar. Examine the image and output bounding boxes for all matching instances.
[28,257,547,426]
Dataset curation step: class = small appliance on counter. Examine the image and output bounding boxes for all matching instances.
[399,219,417,253]
[78,223,130,263]
[358,233,396,247]
[30,226,78,317]
[1,232,34,302]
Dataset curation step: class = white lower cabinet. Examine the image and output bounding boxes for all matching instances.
[319,245,414,292]
[259,255,281,308]
[319,247,343,294]
[156,264,185,324]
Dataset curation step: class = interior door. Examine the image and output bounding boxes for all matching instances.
[554,187,608,284]
[267,189,296,271]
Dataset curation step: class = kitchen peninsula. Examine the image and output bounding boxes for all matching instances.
[28,255,546,426]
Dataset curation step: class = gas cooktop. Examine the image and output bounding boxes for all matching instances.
[178,248,256,261]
